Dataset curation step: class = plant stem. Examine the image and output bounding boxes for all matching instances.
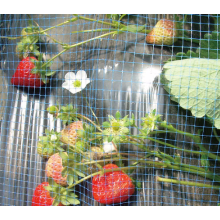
[77,113,102,132]
[82,94,100,126]
[213,128,220,143]
[66,30,118,50]
[41,30,118,69]
[71,28,118,34]
[157,176,220,190]
[159,123,220,162]
[167,163,220,182]
[68,146,104,171]
[74,14,126,29]
[0,17,78,40]
[78,158,164,168]
[145,136,205,156]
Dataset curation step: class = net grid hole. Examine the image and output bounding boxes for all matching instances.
[0,14,220,206]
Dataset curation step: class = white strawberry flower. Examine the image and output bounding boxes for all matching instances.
[103,142,116,153]
[50,134,57,141]
[62,70,91,94]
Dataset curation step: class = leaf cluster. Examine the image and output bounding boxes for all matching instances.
[16,20,43,59]
[59,151,86,186]
[47,104,78,125]
[102,111,135,143]
[44,177,80,206]
[38,129,64,156]
[30,54,56,84]
[167,16,220,62]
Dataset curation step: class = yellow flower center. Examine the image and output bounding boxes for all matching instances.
[112,121,120,132]
[73,80,81,88]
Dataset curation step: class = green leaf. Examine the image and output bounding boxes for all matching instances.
[48,177,56,187]
[52,196,60,206]
[60,196,71,206]
[47,106,59,115]
[108,136,113,142]
[162,58,220,129]
[115,111,121,120]
[45,71,56,76]
[43,185,53,191]
[73,169,86,178]
[67,174,74,186]
[66,197,80,205]
[59,151,68,161]
[102,121,111,128]
[61,167,68,178]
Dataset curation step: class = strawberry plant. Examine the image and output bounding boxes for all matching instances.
[32,103,220,206]
[3,14,220,205]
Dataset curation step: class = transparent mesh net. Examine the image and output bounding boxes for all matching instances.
[0,14,219,206]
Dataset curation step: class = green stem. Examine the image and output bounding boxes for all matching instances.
[78,158,164,168]
[127,136,176,163]
[77,113,102,132]
[30,17,69,46]
[176,162,209,173]
[71,28,118,34]
[159,123,220,162]
[213,128,220,143]
[157,176,220,190]
[74,14,126,29]
[0,17,78,40]
[78,156,216,181]
[68,145,104,171]
[167,163,220,182]
[119,14,127,21]
[41,30,117,69]
[145,136,205,156]
[66,30,118,50]
[82,94,100,126]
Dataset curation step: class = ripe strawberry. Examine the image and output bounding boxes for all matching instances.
[146,19,178,45]
[60,121,83,146]
[45,153,67,186]
[92,164,135,204]
[11,57,45,88]
[31,182,62,206]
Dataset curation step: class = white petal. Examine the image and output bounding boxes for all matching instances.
[80,78,91,89]
[76,70,87,79]
[50,134,57,141]
[65,72,76,81]
[68,87,82,94]
[62,81,72,90]
[103,142,115,153]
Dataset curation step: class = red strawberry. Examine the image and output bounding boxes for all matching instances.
[31,182,62,206]
[45,153,67,186]
[146,19,178,45]
[92,164,135,204]
[11,57,45,88]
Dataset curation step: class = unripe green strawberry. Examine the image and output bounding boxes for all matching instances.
[60,121,84,146]
[45,153,67,186]
[82,147,105,175]
[146,19,178,45]
[37,142,54,158]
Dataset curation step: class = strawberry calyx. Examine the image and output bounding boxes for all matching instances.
[37,129,64,158]
[16,20,43,60]
[30,53,56,84]
[44,177,80,206]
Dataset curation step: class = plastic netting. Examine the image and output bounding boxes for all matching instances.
[0,14,220,206]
